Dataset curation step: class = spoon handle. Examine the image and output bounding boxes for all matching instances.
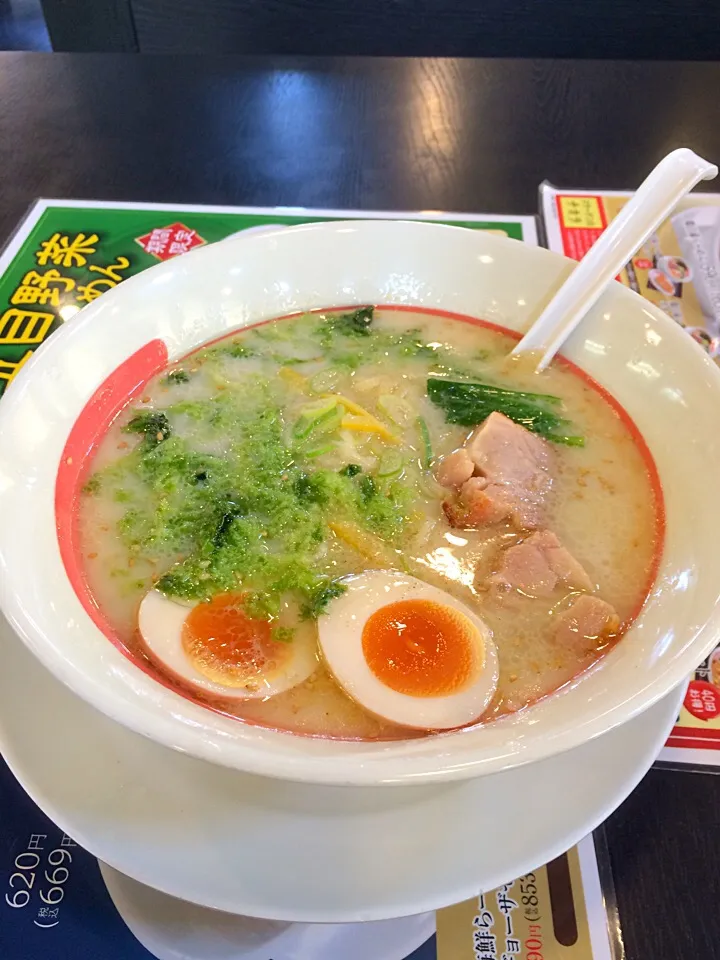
[513,148,718,371]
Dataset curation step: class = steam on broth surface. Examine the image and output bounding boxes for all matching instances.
[77,307,661,739]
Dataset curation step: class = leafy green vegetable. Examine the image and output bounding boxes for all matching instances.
[391,334,439,359]
[339,463,362,477]
[293,472,328,505]
[358,475,376,503]
[224,342,255,358]
[123,411,171,447]
[427,377,584,446]
[328,351,363,371]
[118,443,233,556]
[301,579,348,619]
[330,306,374,337]
[212,501,250,548]
[304,312,465,373]
[82,475,101,495]
[272,626,295,644]
[163,369,190,385]
[202,339,256,361]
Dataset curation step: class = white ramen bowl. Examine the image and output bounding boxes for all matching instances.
[1,220,719,786]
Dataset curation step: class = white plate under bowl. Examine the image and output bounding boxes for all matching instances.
[0,613,683,922]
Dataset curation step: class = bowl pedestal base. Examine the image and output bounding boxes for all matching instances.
[99,862,435,960]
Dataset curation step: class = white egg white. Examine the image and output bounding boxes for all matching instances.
[318,570,498,730]
[138,590,318,699]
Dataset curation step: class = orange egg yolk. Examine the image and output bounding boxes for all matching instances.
[182,593,289,690]
[361,599,480,698]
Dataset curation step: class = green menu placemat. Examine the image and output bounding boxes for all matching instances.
[0,200,537,396]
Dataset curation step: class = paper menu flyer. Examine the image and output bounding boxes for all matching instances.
[434,839,616,960]
[0,755,617,960]
[663,650,720,767]
[0,199,537,398]
[541,184,720,769]
[541,185,720,359]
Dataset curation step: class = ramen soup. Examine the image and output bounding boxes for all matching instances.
[77,307,662,739]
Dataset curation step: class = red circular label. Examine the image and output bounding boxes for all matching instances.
[634,257,652,270]
[683,680,720,721]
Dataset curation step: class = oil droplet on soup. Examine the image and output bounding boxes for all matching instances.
[76,307,661,739]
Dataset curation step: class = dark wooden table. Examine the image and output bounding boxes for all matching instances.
[2,52,720,960]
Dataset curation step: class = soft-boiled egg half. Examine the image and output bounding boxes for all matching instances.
[318,571,498,730]
[138,591,318,698]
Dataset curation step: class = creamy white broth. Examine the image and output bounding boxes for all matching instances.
[77,307,661,739]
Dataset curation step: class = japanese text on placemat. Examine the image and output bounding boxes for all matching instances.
[473,874,538,960]
[0,232,130,394]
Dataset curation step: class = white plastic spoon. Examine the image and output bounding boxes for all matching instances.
[512,148,718,371]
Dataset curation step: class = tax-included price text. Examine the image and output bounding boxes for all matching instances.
[4,831,77,928]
